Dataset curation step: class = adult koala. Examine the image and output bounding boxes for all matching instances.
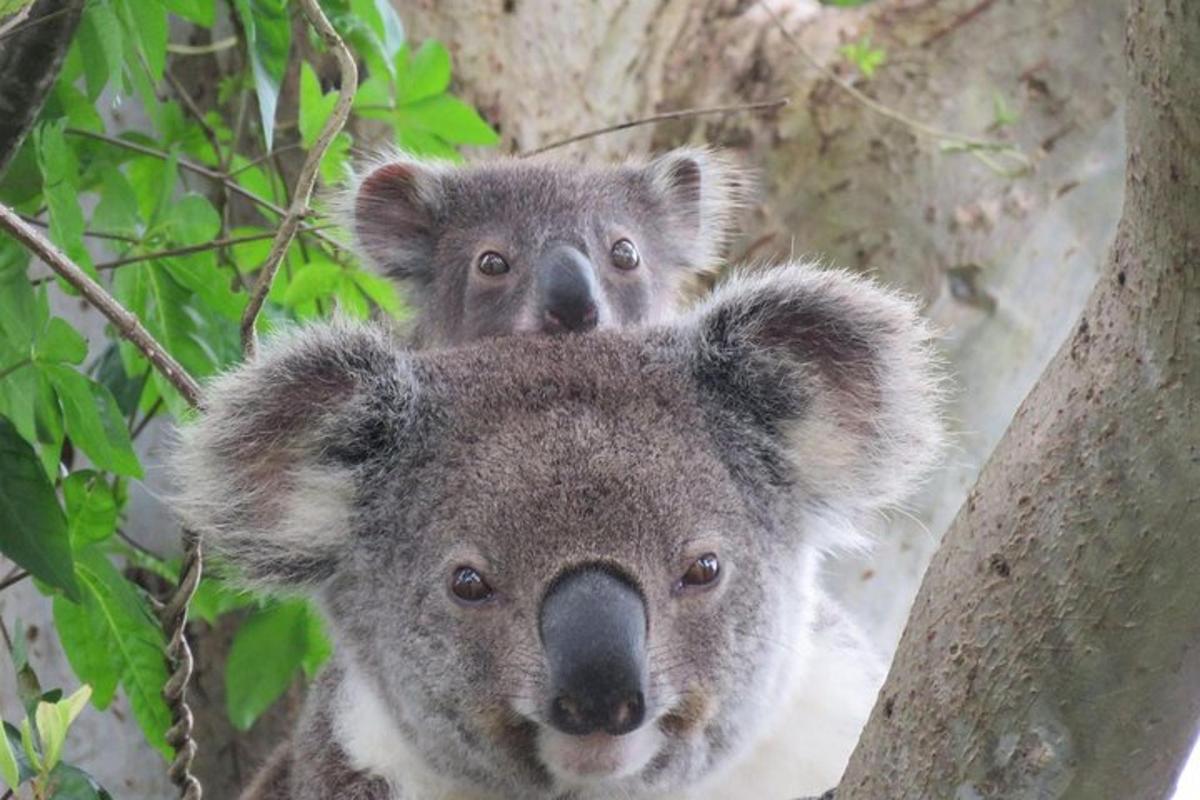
[174,262,942,799]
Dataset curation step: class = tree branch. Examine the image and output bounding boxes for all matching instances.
[239,0,357,356]
[521,98,790,157]
[0,203,202,407]
[835,2,1200,796]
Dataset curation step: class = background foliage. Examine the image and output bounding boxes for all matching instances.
[0,1,497,795]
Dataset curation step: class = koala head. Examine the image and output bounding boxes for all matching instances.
[345,148,749,347]
[174,263,941,797]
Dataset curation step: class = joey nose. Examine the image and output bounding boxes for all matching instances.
[539,246,600,334]
[540,568,648,736]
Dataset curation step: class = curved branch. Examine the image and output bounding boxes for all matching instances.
[239,0,358,357]
[0,203,202,407]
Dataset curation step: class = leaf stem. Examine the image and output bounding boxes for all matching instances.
[0,357,31,381]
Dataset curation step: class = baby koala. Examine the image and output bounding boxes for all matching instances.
[175,262,942,799]
[347,148,748,347]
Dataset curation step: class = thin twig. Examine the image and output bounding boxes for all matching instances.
[229,143,303,177]
[65,127,349,254]
[117,528,166,562]
[19,213,140,243]
[0,3,69,42]
[0,203,202,407]
[240,0,358,356]
[28,227,337,285]
[757,1,1030,173]
[165,68,223,163]
[522,98,791,157]
[168,36,238,56]
[0,1,33,38]
[0,570,30,593]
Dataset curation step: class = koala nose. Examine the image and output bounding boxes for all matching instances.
[540,567,648,737]
[538,246,600,334]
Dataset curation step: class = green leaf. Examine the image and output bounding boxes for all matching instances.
[396,94,499,146]
[35,121,96,280]
[115,0,167,82]
[71,549,172,757]
[283,260,342,308]
[189,575,254,625]
[43,762,114,800]
[0,715,18,790]
[226,601,323,730]
[93,165,142,239]
[2,722,34,786]
[300,606,332,678]
[839,35,886,78]
[233,0,292,148]
[397,41,451,104]
[336,274,370,320]
[163,0,214,27]
[299,62,338,150]
[351,268,406,319]
[35,318,88,366]
[352,0,404,61]
[53,594,121,709]
[44,365,142,478]
[64,471,119,547]
[159,193,221,246]
[77,0,124,101]
[0,417,80,600]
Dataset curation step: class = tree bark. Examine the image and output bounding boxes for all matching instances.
[0,0,85,174]
[836,1,1200,796]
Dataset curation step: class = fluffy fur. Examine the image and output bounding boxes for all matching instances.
[173,261,943,799]
[336,148,752,346]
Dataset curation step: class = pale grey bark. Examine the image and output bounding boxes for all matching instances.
[835,1,1200,796]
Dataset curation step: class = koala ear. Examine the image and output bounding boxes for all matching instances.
[346,155,446,282]
[684,262,943,515]
[643,147,752,271]
[172,324,415,590]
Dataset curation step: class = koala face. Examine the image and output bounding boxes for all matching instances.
[347,149,748,347]
[175,263,942,798]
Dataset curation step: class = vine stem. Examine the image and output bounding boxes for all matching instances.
[521,98,790,157]
[239,0,358,357]
[0,204,202,406]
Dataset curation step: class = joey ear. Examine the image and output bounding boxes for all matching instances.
[350,158,445,281]
[173,324,416,590]
[644,148,752,271]
[685,262,943,514]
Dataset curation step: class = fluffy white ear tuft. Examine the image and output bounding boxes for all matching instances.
[171,322,415,589]
[685,261,945,516]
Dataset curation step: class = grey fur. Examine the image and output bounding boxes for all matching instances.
[341,148,750,346]
[173,261,943,799]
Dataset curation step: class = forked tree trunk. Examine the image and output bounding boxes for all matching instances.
[835,1,1200,796]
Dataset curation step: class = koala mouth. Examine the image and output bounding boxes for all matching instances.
[538,725,664,783]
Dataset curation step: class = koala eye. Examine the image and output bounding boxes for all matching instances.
[610,239,640,271]
[477,251,510,277]
[680,553,721,589]
[450,566,494,605]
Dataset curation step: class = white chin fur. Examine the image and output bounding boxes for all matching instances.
[539,725,663,784]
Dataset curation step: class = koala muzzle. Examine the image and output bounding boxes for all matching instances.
[539,245,600,334]
[540,567,647,737]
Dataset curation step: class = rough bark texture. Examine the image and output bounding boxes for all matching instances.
[836,1,1200,796]
[0,0,85,174]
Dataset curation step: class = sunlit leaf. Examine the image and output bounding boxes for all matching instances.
[36,318,88,366]
[397,94,499,146]
[397,41,451,104]
[299,62,338,150]
[63,471,119,547]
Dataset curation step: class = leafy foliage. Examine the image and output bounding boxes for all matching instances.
[839,35,886,79]
[0,0,498,787]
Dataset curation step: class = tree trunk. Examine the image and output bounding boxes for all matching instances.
[836,1,1200,796]
[0,0,85,174]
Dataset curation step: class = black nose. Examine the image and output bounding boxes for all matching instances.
[540,567,647,736]
[538,246,599,334]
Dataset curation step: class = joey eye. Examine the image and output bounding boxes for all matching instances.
[680,553,720,589]
[451,566,494,604]
[610,239,640,271]
[477,251,510,276]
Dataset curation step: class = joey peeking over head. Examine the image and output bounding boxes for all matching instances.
[174,262,943,800]
[346,148,749,347]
